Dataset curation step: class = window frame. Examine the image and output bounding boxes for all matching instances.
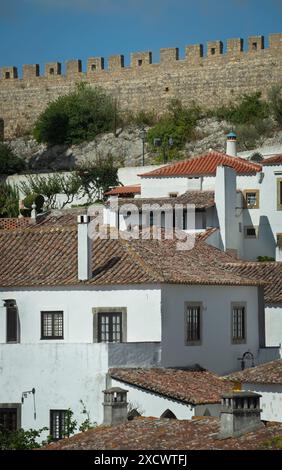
[0,404,21,431]
[97,312,122,343]
[41,311,64,340]
[92,307,127,343]
[49,409,68,441]
[243,189,260,209]
[185,302,202,346]
[231,303,247,344]
[244,225,259,239]
[277,178,282,211]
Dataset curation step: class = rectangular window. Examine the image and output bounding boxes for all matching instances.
[41,311,64,339]
[277,233,282,249]
[232,305,246,343]
[98,312,122,343]
[244,190,260,209]
[50,410,68,441]
[277,179,282,211]
[5,300,19,343]
[244,226,259,239]
[186,304,201,344]
[0,408,18,432]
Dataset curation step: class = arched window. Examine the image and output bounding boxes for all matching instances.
[160,409,177,419]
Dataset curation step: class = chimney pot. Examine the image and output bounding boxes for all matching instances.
[103,387,128,426]
[226,132,237,157]
[77,214,92,281]
[218,391,263,439]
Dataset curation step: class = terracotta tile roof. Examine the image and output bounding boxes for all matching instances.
[197,227,219,241]
[139,152,262,177]
[263,155,282,166]
[0,224,262,288]
[43,417,282,450]
[116,190,215,210]
[109,368,234,405]
[0,218,32,230]
[105,185,141,196]
[225,359,282,385]
[225,261,282,304]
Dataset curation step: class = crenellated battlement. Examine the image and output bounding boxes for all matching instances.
[0,33,282,139]
[1,33,281,81]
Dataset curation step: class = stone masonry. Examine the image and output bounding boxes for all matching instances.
[1,33,282,138]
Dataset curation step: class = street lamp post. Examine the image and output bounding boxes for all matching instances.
[154,137,174,164]
[140,128,147,166]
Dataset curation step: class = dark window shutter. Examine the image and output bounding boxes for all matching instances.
[7,307,18,342]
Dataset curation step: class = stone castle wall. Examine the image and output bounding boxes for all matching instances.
[1,33,282,139]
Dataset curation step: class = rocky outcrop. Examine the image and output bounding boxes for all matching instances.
[5,118,282,172]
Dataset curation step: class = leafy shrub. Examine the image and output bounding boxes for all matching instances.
[0,182,19,218]
[147,99,201,162]
[77,155,119,202]
[0,143,26,175]
[20,193,45,217]
[129,110,157,126]
[0,426,48,450]
[257,256,275,262]
[214,93,270,125]
[235,118,274,150]
[268,83,282,126]
[34,84,118,146]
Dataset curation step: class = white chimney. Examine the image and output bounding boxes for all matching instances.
[77,215,92,281]
[215,165,238,255]
[226,132,237,157]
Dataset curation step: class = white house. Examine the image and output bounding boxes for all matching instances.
[226,358,282,423]
[0,214,277,438]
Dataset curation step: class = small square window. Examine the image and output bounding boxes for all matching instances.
[244,226,258,239]
[169,192,178,198]
[244,190,259,209]
[49,68,55,75]
[211,48,216,55]
[41,311,64,339]
[252,42,258,51]
[5,72,10,79]
[91,64,96,71]
[232,305,246,343]
[98,312,122,343]
[138,59,143,66]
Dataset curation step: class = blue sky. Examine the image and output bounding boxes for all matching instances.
[1,0,282,75]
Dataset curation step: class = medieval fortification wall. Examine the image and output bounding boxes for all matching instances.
[0,33,282,139]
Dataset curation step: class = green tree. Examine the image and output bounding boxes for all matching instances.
[0,143,26,175]
[214,92,269,125]
[77,155,119,202]
[34,84,118,146]
[20,173,82,209]
[0,182,19,218]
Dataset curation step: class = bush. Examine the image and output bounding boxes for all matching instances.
[268,84,282,126]
[34,84,118,146]
[0,143,26,175]
[147,99,201,162]
[0,182,19,218]
[0,426,47,450]
[20,193,45,217]
[235,118,274,150]
[213,93,270,125]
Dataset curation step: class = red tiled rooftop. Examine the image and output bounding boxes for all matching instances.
[105,185,141,196]
[109,368,234,405]
[263,155,282,166]
[0,217,32,231]
[139,152,262,177]
[225,359,282,385]
[43,417,282,450]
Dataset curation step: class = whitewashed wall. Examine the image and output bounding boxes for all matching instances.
[242,383,282,422]
[0,286,162,344]
[161,284,261,375]
[0,343,109,436]
[111,378,194,420]
[141,176,202,198]
[265,304,282,347]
